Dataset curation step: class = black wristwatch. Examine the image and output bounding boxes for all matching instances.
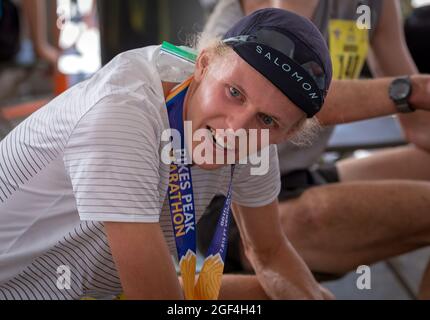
[388,76,415,113]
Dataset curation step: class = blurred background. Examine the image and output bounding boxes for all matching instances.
[0,0,210,137]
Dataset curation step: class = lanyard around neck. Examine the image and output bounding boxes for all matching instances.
[165,78,235,300]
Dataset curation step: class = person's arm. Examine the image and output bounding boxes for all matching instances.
[22,0,60,67]
[315,78,395,125]
[319,0,430,150]
[368,0,418,76]
[105,222,183,300]
[63,89,183,299]
[231,200,333,299]
[367,0,430,152]
[315,0,430,130]
[312,75,430,126]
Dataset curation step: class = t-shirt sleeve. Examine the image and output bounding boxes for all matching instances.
[231,145,281,207]
[64,94,166,223]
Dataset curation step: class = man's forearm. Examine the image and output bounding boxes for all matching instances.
[105,222,184,300]
[316,78,398,126]
[245,239,324,299]
[232,201,332,299]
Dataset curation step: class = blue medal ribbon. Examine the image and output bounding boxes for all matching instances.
[165,78,235,299]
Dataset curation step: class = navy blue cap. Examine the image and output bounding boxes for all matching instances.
[223,8,332,117]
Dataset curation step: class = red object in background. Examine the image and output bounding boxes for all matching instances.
[54,69,69,96]
[0,98,50,121]
[0,70,65,122]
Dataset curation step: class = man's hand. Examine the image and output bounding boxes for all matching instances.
[397,75,430,153]
[399,111,430,153]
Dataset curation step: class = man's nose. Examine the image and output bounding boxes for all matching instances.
[225,108,255,131]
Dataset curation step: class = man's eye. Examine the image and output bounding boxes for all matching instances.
[259,114,275,127]
[229,87,241,98]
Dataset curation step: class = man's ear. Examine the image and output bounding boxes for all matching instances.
[194,50,211,82]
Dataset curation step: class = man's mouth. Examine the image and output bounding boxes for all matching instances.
[207,126,236,151]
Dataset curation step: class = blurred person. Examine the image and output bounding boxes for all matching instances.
[21,0,60,68]
[0,0,61,68]
[197,0,430,289]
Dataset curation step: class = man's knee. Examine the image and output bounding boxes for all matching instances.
[279,186,332,238]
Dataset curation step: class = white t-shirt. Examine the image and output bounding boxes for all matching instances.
[0,45,281,299]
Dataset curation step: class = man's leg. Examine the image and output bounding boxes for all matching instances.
[219,275,269,300]
[337,145,430,182]
[281,179,430,274]
[279,145,430,274]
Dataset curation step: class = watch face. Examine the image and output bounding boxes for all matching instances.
[391,79,411,100]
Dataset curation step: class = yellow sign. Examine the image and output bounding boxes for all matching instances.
[329,19,369,80]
